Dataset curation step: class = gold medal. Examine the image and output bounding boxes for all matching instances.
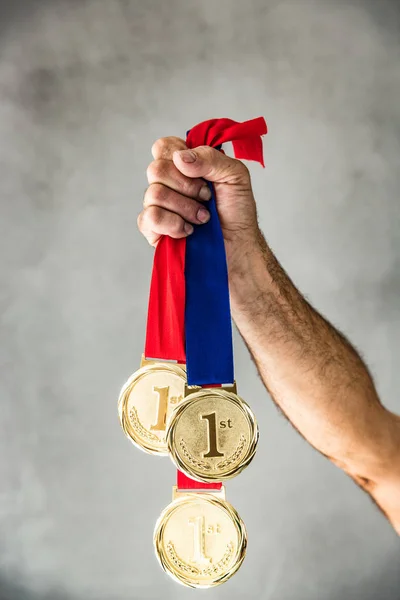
[118,356,186,455]
[154,487,247,588]
[166,385,258,481]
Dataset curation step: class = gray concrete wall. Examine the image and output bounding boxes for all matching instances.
[0,1,399,598]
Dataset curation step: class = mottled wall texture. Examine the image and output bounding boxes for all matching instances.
[0,1,399,599]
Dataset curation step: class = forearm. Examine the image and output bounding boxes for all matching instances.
[227,233,400,487]
[141,134,400,530]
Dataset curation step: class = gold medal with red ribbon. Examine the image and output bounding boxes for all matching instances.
[118,117,267,587]
[118,235,187,455]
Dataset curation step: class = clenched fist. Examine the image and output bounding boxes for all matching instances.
[137,136,263,275]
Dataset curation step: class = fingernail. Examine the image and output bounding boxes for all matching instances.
[199,184,212,201]
[197,208,210,223]
[177,150,197,163]
[184,222,194,234]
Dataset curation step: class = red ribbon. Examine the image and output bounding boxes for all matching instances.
[144,117,267,490]
[186,116,267,165]
[145,236,186,362]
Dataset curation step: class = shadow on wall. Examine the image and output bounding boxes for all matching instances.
[0,576,73,600]
[0,0,39,34]
[0,0,83,38]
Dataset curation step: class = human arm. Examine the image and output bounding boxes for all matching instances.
[228,232,400,533]
[138,137,400,533]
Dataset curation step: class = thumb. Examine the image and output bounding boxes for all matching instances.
[172,146,250,187]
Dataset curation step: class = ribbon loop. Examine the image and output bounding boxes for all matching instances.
[186,116,267,165]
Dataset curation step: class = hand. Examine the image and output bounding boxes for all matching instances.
[137,136,262,271]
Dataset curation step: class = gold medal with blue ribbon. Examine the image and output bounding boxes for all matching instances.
[166,177,259,482]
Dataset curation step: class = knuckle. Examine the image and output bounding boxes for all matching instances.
[180,178,199,197]
[147,205,163,227]
[152,136,186,159]
[151,138,168,158]
[146,159,168,183]
[204,145,217,159]
[144,182,167,206]
[152,182,167,203]
[171,215,184,234]
[146,160,157,183]
[188,201,201,221]
[235,160,250,178]
[195,145,213,162]
[230,159,250,183]
[137,211,154,244]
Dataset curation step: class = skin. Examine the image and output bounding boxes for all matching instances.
[138,137,400,534]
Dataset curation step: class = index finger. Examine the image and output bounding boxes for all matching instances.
[151,136,187,160]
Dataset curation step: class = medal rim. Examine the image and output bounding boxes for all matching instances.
[153,492,247,588]
[166,388,259,482]
[118,362,186,456]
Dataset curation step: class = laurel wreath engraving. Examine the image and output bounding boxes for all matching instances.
[166,541,234,576]
[202,542,234,576]
[179,440,211,470]
[216,434,246,470]
[129,407,164,443]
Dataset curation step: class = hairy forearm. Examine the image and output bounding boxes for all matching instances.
[227,232,400,524]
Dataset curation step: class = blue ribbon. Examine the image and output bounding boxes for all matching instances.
[185,180,234,386]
